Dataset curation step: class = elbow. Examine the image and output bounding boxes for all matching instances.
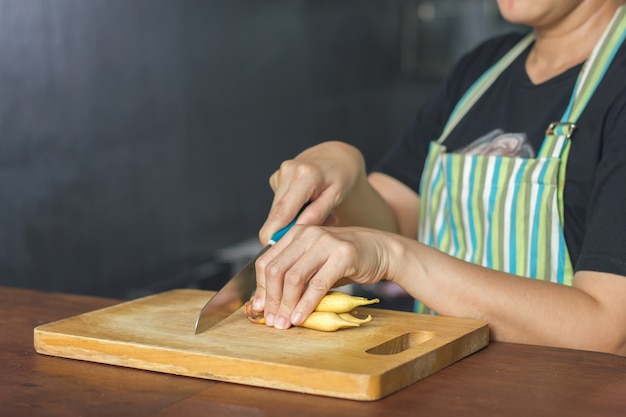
[578,325,626,357]
[603,334,626,357]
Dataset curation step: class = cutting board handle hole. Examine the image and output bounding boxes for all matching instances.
[365,331,434,355]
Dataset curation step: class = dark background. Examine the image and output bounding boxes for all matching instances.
[0,0,516,299]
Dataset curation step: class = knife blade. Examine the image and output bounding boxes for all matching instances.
[194,208,305,334]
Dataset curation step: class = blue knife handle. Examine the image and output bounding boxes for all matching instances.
[268,204,309,245]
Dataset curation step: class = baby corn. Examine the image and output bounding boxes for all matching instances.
[337,312,372,325]
[243,291,379,332]
[314,291,380,313]
[299,311,360,331]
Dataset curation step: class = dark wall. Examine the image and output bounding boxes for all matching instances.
[0,0,509,297]
[0,0,425,296]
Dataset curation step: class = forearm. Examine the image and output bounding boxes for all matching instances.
[335,171,420,239]
[388,235,626,355]
[333,172,399,233]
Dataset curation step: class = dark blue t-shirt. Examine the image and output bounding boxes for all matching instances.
[375,32,626,276]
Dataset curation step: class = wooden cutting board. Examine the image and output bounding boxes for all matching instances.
[34,289,488,401]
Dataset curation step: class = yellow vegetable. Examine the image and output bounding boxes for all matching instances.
[337,312,372,325]
[314,291,380,313]
[299,311,360,331]
[243,291,379,332]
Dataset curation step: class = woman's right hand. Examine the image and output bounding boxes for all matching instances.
[258,141,367,246]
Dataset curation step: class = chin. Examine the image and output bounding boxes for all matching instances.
[496,0,540,25]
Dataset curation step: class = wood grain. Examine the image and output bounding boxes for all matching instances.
[2,286,625,417]
[33,289,489,400]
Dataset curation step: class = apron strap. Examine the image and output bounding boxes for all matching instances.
[436,33,534,144]
[539,4,626,159]
[560,5,626,124]
[537,5,625,229]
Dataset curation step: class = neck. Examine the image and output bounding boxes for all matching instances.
[526,1,622,84]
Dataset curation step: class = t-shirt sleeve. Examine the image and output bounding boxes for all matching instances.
[575,94,626,276]
[372,80,450,193]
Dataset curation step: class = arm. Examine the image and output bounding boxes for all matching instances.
[256,222,626,355]
[257,164,626,355]
[366,172,420,239]
[258,141,402,244]
[388,237,626,355]
[348,173,626,354]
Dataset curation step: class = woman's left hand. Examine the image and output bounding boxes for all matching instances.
[252,224,398,329]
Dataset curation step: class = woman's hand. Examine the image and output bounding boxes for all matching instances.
[258,141,367,246]
[253,225,401,330]
[254,141,413,330]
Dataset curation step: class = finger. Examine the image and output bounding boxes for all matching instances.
[253,234,295,315]
[253,248,273,313]
[259,228,314,327]
[261,231,312,328]
[260,160,331,244]
[254,244,282,326]
[295,194,337,227]
[321,212,339,226]
[271,232,343,328]
[290,253,347,326]
[259,192,311,245]
[272,251,320,329]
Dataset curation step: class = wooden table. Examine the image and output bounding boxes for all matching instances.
[2,286,625,417]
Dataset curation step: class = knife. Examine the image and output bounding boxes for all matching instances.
[194,207,306,334]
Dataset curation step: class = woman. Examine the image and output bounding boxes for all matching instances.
[252,0,626,356]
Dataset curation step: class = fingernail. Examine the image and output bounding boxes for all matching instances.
[265,313,275,326]
[291,312,304,326]
[275,316,288,330]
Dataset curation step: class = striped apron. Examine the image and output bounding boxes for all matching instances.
[416,6,626,313]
